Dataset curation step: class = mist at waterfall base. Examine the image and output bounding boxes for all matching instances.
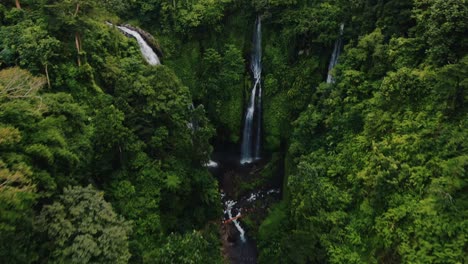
[240,16,262,165]
[326,23,344,84]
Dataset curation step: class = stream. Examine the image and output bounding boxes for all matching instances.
[208,150,281,264]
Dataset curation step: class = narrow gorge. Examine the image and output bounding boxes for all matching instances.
[0,1,466,264]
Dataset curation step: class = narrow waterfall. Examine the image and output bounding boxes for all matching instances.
[326,23,344,84]
[241,16,262,164]
[117,26,161,65]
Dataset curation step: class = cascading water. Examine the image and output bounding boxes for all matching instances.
[225,200,246,243]
[222,189,280,245]
[241,16,262,164]
[116,26,161,65]
[326,23,344,84]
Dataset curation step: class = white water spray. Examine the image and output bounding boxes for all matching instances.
[205,160,218,168]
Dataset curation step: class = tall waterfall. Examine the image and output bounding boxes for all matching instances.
[117,26,161,65]
[241,16,262,164]
[326,23,344,84]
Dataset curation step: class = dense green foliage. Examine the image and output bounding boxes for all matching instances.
[36,185,132,263]
[1,0,466,263]
[257,1,468,263]
[0,1,222,263]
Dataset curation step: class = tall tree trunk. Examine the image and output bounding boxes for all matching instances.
[74,3,80,16]
[15,0,21,9]
[74,3,82,66]
[45,64,51,89]
[75,33,81,66]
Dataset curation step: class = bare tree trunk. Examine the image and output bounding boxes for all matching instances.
[74,3,82,66]
[45,64,51,89]
[75,33,81,66]
[74,3,80,16]
[15,0,21,9]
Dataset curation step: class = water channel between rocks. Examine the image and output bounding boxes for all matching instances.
[208,151,282,264]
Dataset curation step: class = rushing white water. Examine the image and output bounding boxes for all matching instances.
[117,26,161,65]
[222,188,280,244]
[205,160,218,168]
[246,189,280,203]
[225,200,246,242]
[326,23,344,84]
[241,16,262,164]
[220,186,281,249]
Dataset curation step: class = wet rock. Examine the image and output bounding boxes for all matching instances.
[227,225,240,243]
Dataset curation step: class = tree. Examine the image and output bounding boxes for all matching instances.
[36,185,132,264]
[173,0,233,33]
[0,127,37,263]
[0,20,60,86]
[414,0,468,65]
[144,231,223,264]
[0,67,45,101]
[46,0,101,66]
[197,45,244,143]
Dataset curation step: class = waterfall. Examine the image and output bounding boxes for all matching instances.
[116,26,161,65]
[326,23,344,84]
[241,16,262,164]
